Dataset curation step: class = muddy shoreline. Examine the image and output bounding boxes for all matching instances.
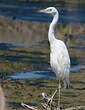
[0,15,85,45]
[0,18,48,44]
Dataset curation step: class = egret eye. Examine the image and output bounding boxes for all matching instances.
[49,9,52,11]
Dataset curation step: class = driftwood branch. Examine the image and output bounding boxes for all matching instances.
[21,103,85,110]
[21,92,85,110]
[21,103,38,110]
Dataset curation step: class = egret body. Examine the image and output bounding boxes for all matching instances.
[39,7,70,109]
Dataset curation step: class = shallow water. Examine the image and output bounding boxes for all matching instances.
[0,1,85,110]
[0,1,85,23]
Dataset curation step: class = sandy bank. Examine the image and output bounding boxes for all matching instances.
[0,15,85,45]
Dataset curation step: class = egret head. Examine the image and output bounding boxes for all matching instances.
[39,7,58,16]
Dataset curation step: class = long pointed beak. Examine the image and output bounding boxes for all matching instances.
[38,9,47,13]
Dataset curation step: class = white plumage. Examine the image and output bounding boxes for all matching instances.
[50,38,70,88]
[40,7,70,88]
[39,7,70,109]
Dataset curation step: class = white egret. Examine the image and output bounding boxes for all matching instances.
[39,7,70,110]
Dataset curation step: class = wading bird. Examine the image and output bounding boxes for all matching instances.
[39,7,70,110]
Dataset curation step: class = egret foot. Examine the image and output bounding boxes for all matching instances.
[46,89,57,108]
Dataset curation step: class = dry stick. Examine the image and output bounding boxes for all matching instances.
[21,103,38,110]
[21,103,85,110]
[21,92,85,110]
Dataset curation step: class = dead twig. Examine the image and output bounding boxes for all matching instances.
[21,92,85,110]
[21,102,85,110]
[21,103,38,110]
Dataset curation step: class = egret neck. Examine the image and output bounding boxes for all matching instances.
[48,13,59,43]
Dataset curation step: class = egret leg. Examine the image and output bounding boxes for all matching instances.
[57,79,61,110]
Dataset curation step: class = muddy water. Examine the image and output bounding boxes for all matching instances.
[0,1,85,110]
